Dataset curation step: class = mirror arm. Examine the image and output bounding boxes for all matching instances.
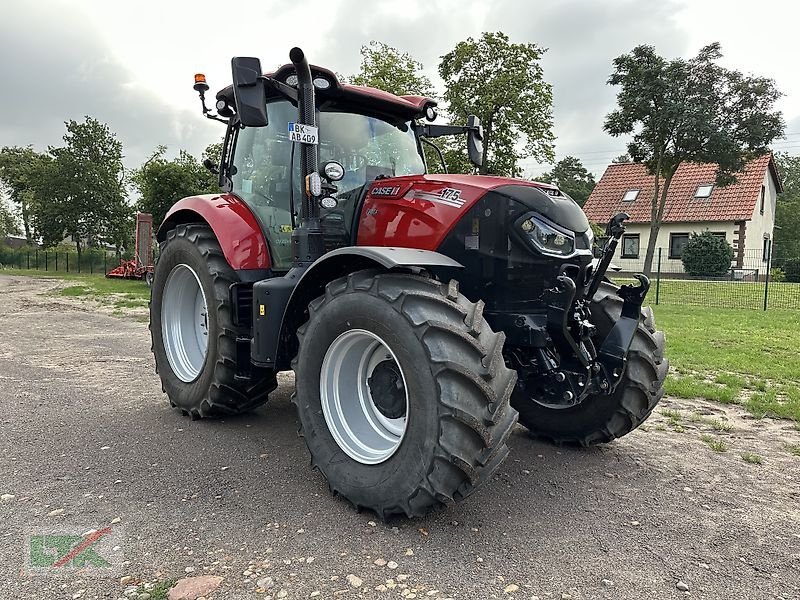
[260,76,299,104]
[418,124,468,138]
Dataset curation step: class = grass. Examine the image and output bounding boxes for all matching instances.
[784,443,800,456]
[653,304,800,423]
[741,452,764,465]
[0,269,150,310]
[134,579,176,600]
[700,434,729,453]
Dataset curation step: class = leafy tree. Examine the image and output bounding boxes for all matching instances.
[537,156,596,206]
[774,152,800,262]
[681,231,735,277]
[439,32,554,176]
[604,43,784,275]
[0,146,51,242]
[132,146,218,227]
[350,41,435,98]
[612,154,631,163]
[29,117,128,259]
[0,194,20,238]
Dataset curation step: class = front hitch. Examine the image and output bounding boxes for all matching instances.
[594,274,650,392]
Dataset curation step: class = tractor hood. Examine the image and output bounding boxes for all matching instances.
[368,174,590,233]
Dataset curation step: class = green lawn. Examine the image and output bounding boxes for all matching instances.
[654,304,800,422]
[1,268,150,311]
[620,277,800,311]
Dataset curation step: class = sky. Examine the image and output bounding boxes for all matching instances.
[1,0,799,181]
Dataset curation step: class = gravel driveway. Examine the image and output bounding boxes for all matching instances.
[1,274,798,600]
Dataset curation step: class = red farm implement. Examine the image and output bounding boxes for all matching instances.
[107,213,154,285]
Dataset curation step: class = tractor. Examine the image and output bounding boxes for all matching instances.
[149,48,667,518]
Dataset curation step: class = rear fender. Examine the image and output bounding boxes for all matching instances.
[158,194,270,270]
[253,247,463,370]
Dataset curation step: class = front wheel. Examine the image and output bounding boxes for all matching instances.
[150,223,276,418]
[512,281,668,445]
[293,271,518,519]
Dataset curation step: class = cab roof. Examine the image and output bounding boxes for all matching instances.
[217,63,436,124]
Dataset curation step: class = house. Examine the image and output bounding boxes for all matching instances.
[583,154,783,274]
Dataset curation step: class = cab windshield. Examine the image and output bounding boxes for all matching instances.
[232,100,425,269]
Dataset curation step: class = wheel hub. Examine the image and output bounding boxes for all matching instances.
[319,329,409,465]
[161,264,209,383]
[368,360,407,419]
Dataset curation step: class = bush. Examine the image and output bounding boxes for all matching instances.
[781,257,800,283]
[681,231,735,277]
[770,268,786,282]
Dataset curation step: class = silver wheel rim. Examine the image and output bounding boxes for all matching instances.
[320,329,409,464]
[161,264,209,383]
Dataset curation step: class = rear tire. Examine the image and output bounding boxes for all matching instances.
[293,271,518,518]
[512,281,668,445]
[150,223,276,418]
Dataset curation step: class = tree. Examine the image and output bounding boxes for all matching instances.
[537,156,596,206]
[604,43,784,275]
[29,117,129,259]
[439,32,554,177]
[132,146,218,227]
[0,146,51,242]
[774,152,800,263]
[681,231,735,277]
[612,154,631,163]
[350,41,435,98]
[0,194,20,238]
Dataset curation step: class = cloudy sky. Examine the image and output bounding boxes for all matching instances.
[1,0,799,179]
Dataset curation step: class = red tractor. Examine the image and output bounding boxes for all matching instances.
[150,48,667,518]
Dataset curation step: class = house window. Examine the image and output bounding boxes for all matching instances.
[760,185,765,215]
[694,184,714,198]
[669,233,690,259]
[621,234,640,259]
[622,189,640,202]
[763,236,771,262]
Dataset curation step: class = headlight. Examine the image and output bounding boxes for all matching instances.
[519,215,575,256]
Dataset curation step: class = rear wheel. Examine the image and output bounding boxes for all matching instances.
[293,271,518,519]
[150,223,276,418]
[512,281,668,445]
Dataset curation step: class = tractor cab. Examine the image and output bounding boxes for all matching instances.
[200,61,483,270]
[229,98,426,268]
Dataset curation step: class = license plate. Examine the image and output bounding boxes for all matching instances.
[288,122,318,145]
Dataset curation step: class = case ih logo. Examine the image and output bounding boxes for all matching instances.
[371,186,401,197]
[406,188,465,209]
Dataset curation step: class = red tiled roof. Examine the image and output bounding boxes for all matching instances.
[583,154,782,224]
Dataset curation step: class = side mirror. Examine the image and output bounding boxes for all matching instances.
[231,57,268,127]
[466,115,484,168]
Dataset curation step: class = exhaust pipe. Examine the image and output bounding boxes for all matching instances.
[289,47,324,266]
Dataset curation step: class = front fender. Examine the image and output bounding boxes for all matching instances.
[159,194,270,270]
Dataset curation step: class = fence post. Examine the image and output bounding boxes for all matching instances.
[763,242,773,311]
[35,249,39,270]
[46,252,49,271]
[66,253,69,272]
[656,248,662,305]
[26,252,30,270]
[90,254,93,274]
[104,252,107,274]
[77,252,80,273]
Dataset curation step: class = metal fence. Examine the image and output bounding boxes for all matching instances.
[614,246,800,311]
[0,246,129,275]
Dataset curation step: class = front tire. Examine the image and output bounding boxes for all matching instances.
[293,271,518,519]
[150,223,276,418]
[512,281,668,445]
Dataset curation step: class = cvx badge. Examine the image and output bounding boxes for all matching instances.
[288,122,319,145]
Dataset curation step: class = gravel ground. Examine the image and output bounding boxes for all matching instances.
[1,273,799,600]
